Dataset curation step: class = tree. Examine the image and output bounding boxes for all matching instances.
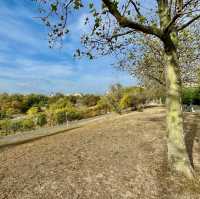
[97,96,112,113]
[120,86,147,110]
[49,97,73,110]
[119,28,200,87]
[21,94,48,113]
[81,94,101,107]
[106,83,123,114]
[34,0,200,178]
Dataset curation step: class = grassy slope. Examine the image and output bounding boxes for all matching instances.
[0,107,200,199]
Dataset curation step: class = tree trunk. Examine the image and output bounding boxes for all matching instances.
[164,41,194,178]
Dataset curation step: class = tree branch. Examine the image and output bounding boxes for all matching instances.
[164,13,181,33]
[177,14,200,31]
[182,0,195,10]
[143,72,165,86]
[165,0,200,33]
[108,30,134,40]
[130,0,141,16]
[102,0,162,38]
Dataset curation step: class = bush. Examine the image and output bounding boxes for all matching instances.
[66,110,83,121]
[20,94,48,113]
[120,94,135,109]
[9,120,23,132]
[182,87,200,105]
[21,119,35,130]
[106,84,123,114]
[49,98,72,110]
[120,94,139,110]
[6,108,18,117]
[53,110,66,125]
[81,94,101,107]
[0,110,7,120]
[0,118,35,135]
[0,119,11,135]
[102,95,122,114]
[27,106,40,116]
[81,106,102,118]
[120,93,147,111]
[0,120,22,134]
[47,107,84,125]
[97,97,111,113]
[35,113,47,127]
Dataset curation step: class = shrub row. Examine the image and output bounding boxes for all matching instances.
[0,91,148,136]
[47,108,83,126]
[0,118,35,136]
[0,108,85,136]
[80,106,106,118]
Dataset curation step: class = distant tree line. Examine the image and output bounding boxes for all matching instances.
[1,83,199,136]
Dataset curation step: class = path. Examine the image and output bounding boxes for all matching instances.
[0,108,200,199]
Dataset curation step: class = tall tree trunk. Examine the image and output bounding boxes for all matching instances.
[164,38,194,178]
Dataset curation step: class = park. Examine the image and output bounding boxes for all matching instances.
[0,0,200,198]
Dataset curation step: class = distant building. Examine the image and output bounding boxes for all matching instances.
[72,93,82,97]
[65,93,83,97]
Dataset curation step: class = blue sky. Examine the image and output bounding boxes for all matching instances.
[0,0,137,94]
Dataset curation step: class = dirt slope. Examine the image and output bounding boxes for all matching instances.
[0,108,200,199]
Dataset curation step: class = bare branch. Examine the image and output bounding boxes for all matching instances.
[108,30,134,40]
[177,14,200,31]
[130,0,141,16]
[183,0,195,10]
[164,13,181,33]
[145,73,166,86]
[102,0,162,38]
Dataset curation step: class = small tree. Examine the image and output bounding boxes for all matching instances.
[120,93,137,110]
[120,87,147,110]
[106,84,123,114]
[97,96,112,113]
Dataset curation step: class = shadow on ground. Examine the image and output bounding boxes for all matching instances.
[184,113,200,169]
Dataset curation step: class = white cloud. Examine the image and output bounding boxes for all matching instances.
[0,58,74,80]
[0,16,46,50]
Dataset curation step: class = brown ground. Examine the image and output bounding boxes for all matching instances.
[0,107,200,199]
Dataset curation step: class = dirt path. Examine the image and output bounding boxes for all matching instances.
[0,108,200,199]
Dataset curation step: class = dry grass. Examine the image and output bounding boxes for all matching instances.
[0,107,200,199]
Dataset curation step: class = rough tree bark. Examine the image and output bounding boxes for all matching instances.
[163,35,194,178]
